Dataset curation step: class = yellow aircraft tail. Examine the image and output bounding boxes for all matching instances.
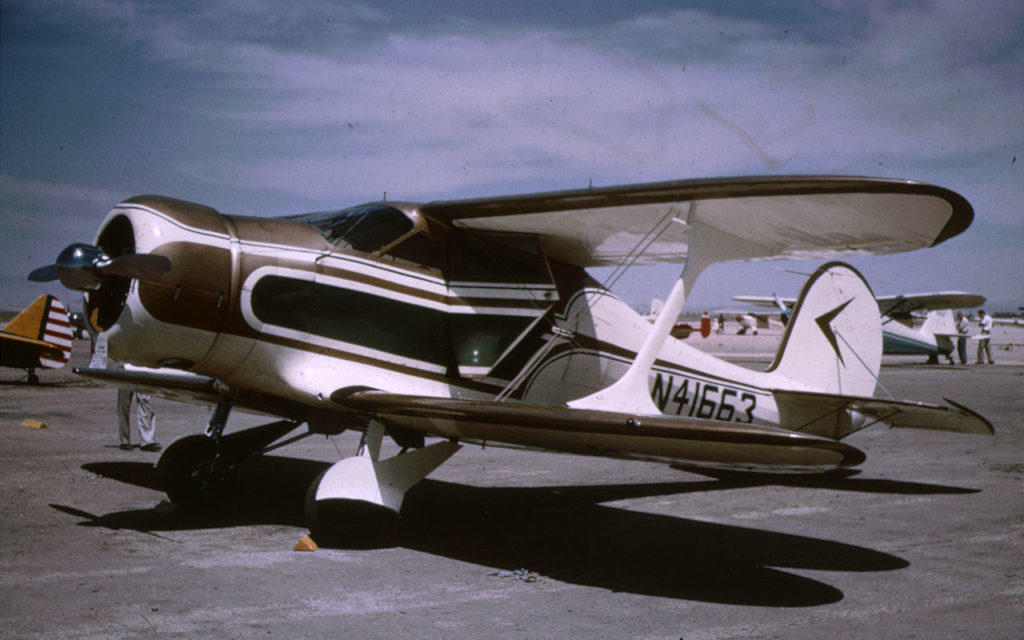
[3,294,73,369]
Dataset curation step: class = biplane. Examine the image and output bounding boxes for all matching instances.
[0,294,72,383]
[30,175,992,537]
[735,291,986,362]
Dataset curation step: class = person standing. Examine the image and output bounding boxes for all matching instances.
[976,309,995,365]
[955,311,970,365]
[90,331,160,451]
[117,388,158,451]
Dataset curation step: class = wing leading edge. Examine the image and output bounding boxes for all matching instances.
[420,175,973,268]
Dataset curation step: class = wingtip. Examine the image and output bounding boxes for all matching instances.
[942,397,995,435]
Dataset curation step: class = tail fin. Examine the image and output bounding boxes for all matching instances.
[921,309,955,336]
[766,263,881,396]
[3,295,72,369]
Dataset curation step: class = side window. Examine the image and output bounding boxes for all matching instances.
[382,232,445,271]
[251,275,448,365]
[449,232,551,283]
[449,314,533,369]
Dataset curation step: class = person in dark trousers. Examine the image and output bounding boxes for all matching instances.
[976,309,995,365]
[955,311,970,364]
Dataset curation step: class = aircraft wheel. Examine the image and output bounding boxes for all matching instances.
[26,371,39,384]
[303,470,399,547]
[156,435,237,509]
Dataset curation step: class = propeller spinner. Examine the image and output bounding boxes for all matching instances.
[29,242,171,291]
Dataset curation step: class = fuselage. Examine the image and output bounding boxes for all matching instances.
[92,196,792,430]
[881,316,953,356]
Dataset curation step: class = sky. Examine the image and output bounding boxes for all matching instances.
[2,0,1022,314]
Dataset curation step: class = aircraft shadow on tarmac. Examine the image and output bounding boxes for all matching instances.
[51,455,973,607]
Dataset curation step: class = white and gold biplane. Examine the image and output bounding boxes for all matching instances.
[31,175,992,536]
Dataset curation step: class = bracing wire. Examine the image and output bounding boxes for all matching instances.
[494,208,681,402]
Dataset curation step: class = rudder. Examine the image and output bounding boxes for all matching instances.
[3,294,72,369]
[766,263,881,396]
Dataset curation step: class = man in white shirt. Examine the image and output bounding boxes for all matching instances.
[955,311,970,365]
[976,310,995,365]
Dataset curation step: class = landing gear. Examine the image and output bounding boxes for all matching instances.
[25,369,39,384]
[156,400,303,510]
[156,434,233,508]
[304,421,460,544]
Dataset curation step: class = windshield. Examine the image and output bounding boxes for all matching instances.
[298,204,414,252]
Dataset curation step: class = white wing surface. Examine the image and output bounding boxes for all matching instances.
[876,292,986,316]
[420,176,973,268]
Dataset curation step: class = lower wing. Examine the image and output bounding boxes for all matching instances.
[74,366,228,405]
[332,389,865,473]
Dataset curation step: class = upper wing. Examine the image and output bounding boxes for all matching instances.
[732,295,797,309]
[876,292,986,316]
[771,388,994,439]
[332,389,864,473]
[420,176,972,268]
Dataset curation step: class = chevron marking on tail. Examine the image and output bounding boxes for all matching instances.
[814,298,854,365]
[39,296,72,369]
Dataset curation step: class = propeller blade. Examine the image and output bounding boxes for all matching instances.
[28,265,60,282]
[29,242,171,291]
[100,254,172,279]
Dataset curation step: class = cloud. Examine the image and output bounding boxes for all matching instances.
[72,1,1010,205]
[2,0,1021,307]
[0,175,124,210]
[13,3,1021,183]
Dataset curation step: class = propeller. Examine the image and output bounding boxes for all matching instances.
[28,243,171,291]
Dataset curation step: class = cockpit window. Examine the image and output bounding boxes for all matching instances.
[298,204,414,253]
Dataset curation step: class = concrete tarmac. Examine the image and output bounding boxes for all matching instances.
[1,333,1021,639]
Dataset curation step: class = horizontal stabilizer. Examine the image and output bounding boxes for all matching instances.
[772,388,994,439]
[333,390,865,472]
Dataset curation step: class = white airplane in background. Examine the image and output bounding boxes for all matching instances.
[31,175,992,542]
[734,291,986,363]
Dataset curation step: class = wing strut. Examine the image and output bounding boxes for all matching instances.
[568,211,769,415]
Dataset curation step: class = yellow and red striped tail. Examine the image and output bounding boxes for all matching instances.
[39,296,73,369]
[3,294,73,369]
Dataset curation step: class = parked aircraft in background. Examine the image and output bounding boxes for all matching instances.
[646,301,782,338]
[645,298,705,338]
[0,294,72,383]
[735,291,986,363]
[31,175,992,540]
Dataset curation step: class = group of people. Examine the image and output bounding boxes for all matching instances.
[955,309,995,365]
